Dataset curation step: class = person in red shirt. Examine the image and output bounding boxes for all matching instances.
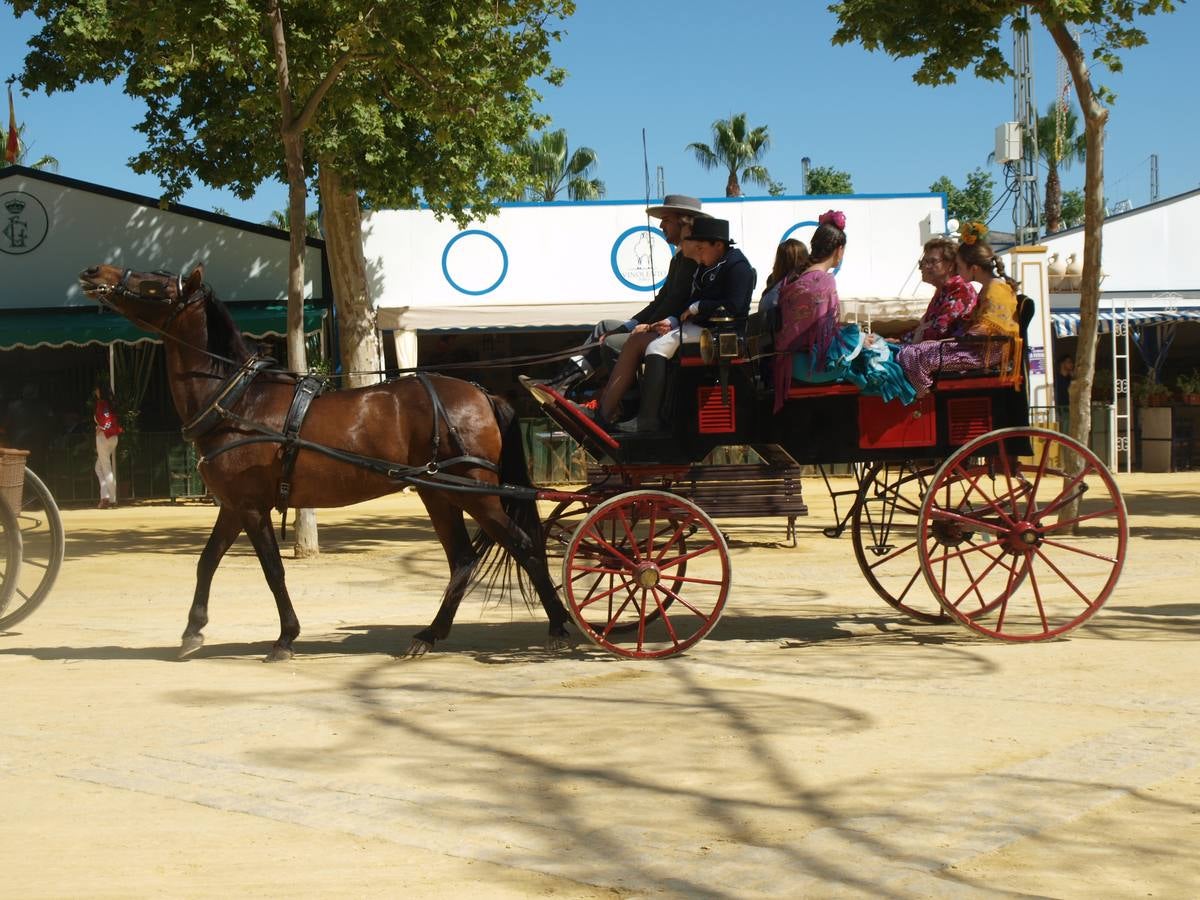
[93,383,123,508]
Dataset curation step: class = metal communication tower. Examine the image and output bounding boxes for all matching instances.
[1013,13,1041,244]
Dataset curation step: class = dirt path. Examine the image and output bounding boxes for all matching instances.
[1,474,1198,898]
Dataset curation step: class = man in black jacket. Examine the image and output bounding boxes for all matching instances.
[542,194,708,394]
[603,217,756,432]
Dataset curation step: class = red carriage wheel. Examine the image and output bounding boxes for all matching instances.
[561,490,730,658]
[852,460,948,623]
[918,427,1127,641]
[852,460,1024,624]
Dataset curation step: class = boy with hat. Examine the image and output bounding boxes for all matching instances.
[600,217,756,432]
[541,194,709,394]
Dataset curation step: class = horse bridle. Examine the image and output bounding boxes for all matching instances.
[91,270,211,336]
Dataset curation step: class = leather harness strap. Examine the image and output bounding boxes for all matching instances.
[181,355,277,442]
[275,374,324,538]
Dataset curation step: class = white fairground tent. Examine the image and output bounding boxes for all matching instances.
[364,193,980,366]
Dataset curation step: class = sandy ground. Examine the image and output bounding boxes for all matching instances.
[1,472,1198,899]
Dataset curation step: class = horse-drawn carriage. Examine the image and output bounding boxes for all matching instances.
[518,304,1126,658]
[75,263,1126,662]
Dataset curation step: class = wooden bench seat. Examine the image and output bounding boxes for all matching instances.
[670,463,808,545]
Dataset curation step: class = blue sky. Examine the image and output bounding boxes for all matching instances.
[3,1,1196,229]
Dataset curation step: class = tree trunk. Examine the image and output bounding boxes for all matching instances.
[318,161,382,388]
[1044,162,1062,233]
[725,171,741,197]
[266,0,318,557]
[1047,20,1109,526]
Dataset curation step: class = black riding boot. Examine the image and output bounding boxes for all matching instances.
[543,355,593,393]
[636,355,669,431]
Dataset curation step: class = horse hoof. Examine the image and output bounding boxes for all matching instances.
[262,646,294,663]
[404,638,433,659]
[546,631,576,652]
[178,635,205,660]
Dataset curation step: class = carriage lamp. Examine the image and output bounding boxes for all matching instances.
[698,307,742,365]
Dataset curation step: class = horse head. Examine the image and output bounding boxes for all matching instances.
[79,264,207,333]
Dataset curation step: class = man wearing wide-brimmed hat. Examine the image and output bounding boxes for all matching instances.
[540,194,709,394]
[600,216,756,431]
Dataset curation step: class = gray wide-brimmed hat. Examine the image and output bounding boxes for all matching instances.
[645,194,710,219]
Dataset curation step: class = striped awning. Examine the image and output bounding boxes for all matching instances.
[1049,308,1200,337]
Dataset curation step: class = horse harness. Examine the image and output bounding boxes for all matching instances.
[186,363,512,537]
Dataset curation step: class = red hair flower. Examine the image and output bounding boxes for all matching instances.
[819,209,846,230]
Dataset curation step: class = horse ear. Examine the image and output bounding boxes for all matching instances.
[184,264,205,294]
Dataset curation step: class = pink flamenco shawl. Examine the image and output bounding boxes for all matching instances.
[772,268,841,411]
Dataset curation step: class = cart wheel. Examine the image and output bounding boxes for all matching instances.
[852,460,948,623]
[543,498,590,563]
[562,490,730,658]
[918,427,1127,641]
[0,468,65,631]
[0,499,23,621]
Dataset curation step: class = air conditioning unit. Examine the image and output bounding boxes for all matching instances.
[994,122,1022,164]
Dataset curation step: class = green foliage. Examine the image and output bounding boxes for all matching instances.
[805,165,853,195]
[264,208,321,237]
[1060,188,1086,229]
[11,0,575,225]
[0,123,58,171]
[509,128,605,201]
[829,1,1179,93]
[929,168,994,224]
[686,112,774,197]
[1175,369,1200,395]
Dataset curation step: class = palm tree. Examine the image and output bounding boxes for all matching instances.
[1035,99,1086,233]
[687,113,773,197]
[0,125,59,172]
[512,129,605,201]
[263,208,321,237]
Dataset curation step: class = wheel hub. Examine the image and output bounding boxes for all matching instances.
[1004,522,1043,553]
[633,561,660,588]
[931,520,975,547]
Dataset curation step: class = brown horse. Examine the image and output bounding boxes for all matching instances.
[79,263,572,661]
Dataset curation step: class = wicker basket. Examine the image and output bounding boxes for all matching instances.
[0,448,29,513]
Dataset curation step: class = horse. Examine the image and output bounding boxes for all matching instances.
[78,264,573,661]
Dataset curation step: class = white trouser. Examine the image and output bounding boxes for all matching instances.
[95,432,119,503]
[645,320,705,359]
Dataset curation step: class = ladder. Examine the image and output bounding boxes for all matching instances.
[1111,296,1132,473]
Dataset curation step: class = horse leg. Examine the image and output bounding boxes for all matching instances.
[405,492,480,658]
[240,507,301,662]
[464,495,574,651]
[180,504,243,659]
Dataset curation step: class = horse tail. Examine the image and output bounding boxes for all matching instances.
[467,393,544,609]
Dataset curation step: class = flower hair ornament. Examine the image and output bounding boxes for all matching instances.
[959,221,988,245]
[818,209,846,231]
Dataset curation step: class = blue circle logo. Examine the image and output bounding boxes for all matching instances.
[441,229,509,296]
[611,225,672,292]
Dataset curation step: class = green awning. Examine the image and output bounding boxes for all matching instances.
[0,305,327,351]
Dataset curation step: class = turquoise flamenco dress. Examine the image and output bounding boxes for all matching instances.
[791,323,916,405]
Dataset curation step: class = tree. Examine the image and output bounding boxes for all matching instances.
[830,0,1180,485]
[806,165,854,195]
[929,168,995,223]
[0,124,58,171]
[14,0,574,553]
[1033,99,1086,232]
[511,128,605,201]
[1060,188,1085,229]
[687,112,774,197]
[263,208,321,238]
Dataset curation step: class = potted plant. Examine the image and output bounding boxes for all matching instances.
[1133,376,1172,408]
[1176,369,1200,405]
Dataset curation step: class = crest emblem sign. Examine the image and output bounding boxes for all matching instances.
[1,191,50,255]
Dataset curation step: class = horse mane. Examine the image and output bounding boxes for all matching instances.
[202,287,255,362]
